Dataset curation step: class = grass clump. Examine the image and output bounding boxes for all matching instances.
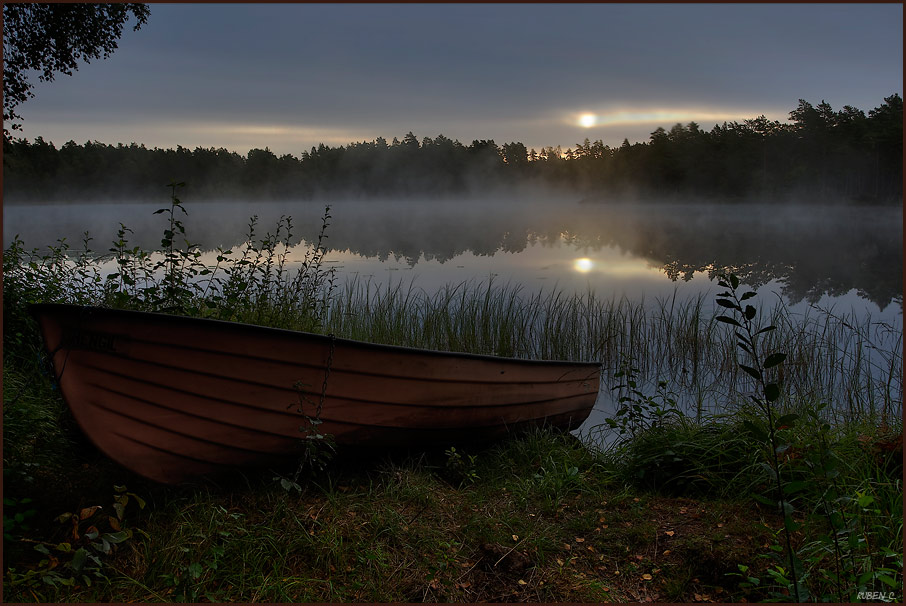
[595,275,903,602]
[324,275,901,425]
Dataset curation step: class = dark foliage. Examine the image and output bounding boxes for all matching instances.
[2,3,150,132]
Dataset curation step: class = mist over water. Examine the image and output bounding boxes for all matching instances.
[4,195,902,318]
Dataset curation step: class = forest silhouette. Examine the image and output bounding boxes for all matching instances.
[3,95,902,203]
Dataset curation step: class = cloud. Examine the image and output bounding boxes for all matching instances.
[12,3,901,156]
[569,107,788,129]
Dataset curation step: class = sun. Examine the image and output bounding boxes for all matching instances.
[578,113,596,128]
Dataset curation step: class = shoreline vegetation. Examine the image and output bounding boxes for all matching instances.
[3,189,902,602]
[3,95,903,204]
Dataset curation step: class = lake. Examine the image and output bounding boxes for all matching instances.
[4,196,902,437]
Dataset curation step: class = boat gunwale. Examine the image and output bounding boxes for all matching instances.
[30,303,603,369]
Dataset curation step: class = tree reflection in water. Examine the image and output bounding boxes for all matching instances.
[4,198,902,311]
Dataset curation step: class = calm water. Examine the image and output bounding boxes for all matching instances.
[5,196,902,435]
[5,197,902,318]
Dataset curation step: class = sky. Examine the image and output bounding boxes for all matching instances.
[13,3,904,157]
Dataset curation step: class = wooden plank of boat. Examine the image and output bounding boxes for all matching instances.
[31,303,601,484]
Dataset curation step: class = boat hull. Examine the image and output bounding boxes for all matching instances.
[31,304,601,484]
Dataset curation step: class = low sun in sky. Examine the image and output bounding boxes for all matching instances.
[578,114,596,128]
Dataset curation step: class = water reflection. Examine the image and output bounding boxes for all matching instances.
[4,197,902,313]
[574,258,594,273]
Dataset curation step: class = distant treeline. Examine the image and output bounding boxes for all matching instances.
[3,95,902,202]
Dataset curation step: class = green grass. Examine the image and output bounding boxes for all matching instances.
[0,427,799,603]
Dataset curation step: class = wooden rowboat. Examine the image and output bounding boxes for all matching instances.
[31,304,601,484]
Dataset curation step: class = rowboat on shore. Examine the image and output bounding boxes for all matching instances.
[31,304,601,484]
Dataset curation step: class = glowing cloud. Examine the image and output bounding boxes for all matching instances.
[189,122,370,145]
[570,107,784,129]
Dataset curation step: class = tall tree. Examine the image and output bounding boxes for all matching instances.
[3,3,150,134]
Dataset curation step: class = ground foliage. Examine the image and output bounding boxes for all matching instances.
[2,190,902,603]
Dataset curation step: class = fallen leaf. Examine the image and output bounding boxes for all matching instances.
[517,580,527,585]
[556,558,565,566]
[586,545,596,552]
[662,550,671,555]
[642,573,653,580]
[79,506,100,520]
[665,530,675,536]
[564,543,571,550]
[575,537,585,543]
[512,534,519,541]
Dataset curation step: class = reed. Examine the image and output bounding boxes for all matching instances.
[322,275,902,424]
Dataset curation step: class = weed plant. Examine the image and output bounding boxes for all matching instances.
[3,182,337,336]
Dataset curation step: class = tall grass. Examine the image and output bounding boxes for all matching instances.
[323,275,902,423]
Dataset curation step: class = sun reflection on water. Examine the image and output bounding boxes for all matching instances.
[574,258,594,273]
